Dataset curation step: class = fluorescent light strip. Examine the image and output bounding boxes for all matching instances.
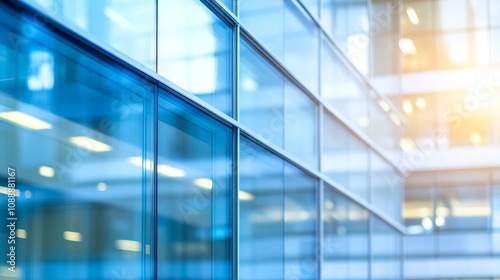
[406,7,420,25]
[0,111,52,130]
[0,186,20,197]
[69,136,112,152]
[17,229,27,239]
[39,166,54,178]
[63,231,82,242]
[115,239,141,252]
[128,157,185,177]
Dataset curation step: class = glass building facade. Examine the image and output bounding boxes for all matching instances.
[0,0,439,279]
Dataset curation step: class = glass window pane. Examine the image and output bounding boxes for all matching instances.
[156,89,232,279]
[0,5,154,278]
[23,0,156,69]
[494,169,500,229]
[158,0,232,115]
[323,186,369,280]
[239,139,284,280]
[240,40,318,168]
[372,216,402,280]
[240,0,319,94]
[240,138,317,280]
[404,187,434,234]
[371,151,402,221]
[321,41,370,134]
[323,112,369,200]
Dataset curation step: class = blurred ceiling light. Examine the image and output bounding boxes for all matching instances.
[389,112,402,126]
[39,166,54,178]
[128,157,152,169]
[25,190,32,199]
[325,200,334,210]
[470,132,482,145]
[194,178,213,190]
[399,38,417,56]
[0,111,52,130]
[115,239,141,252]
[242,77,258,92]
[378,99,391,112]
[421,217,433,230]
[17,229,27,239]
[239,190,254,201]
[406,7,420,25]
[416,97,426,109]
[436,206,449,217]
[435,216,446,227]
[357,116,370,127]
[69,136,112,152]
[158,164,185,177]
[403,99,414,115]
[399,137,416,152]
[103,6,136,31]
[0,186,20,197]
[63,231,82,242]
[97,182,107,191]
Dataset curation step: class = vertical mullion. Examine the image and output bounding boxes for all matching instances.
[233,128,240,280]
[318,180,325,280]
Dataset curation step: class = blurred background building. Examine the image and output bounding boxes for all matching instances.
[0,0,497,279]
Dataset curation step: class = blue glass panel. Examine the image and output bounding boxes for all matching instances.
[0,3,154,279]
[323,186,369,280]
[158,0,232,115]
[22,0,156,69]
[371,216,402,280]
[157,88,232,279]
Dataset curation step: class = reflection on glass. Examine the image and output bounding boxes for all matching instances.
[158,0,232,115]
[23,0,156,69]
[371,151,402,221]
[0,5,154,278]
[157,89,232,280]
[323,112,369,200]
[239,138,317,280]
[240,0,319,94]
[240,40,318,168]
[321,40,369,134]
[323,186,369,280]
[321,0,369,74]
[404,187,434,234]
[372,216,402,280]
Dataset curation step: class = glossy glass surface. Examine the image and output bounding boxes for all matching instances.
[0,5,154,279]
[156,89,232,279]
[240,0,319,94]
[371,216,402,280]
[240,40,318,168]
[323,112,369,200]
[23,0,156,69]
[239,138,317,280]
[371,151,402,222]
[158,0,232,115]
[323,186,369,280]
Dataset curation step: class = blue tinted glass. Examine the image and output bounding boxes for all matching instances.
[240,0,319,95]
[371,152,401,221]
[158,0,232,115]
[157,88,232,279]
[239,138,317,280]
[23,0,156,69]
[371,216,402,280]
[0,4,154,279]
[323,186,369,280]
[240,41,318,168]
[323,112,368,199]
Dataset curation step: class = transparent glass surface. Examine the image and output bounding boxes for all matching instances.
[321,40,369,134]
[492,0,500,27]
[370,97,400,157]
[239,138,317,280]
[321,0,369,74]
[156,89,232,279]
[323,186,369,280]
[0,4,154,279]
[403,234,436,256]
[240,0,319,94]
[404,187,434,234]
[322,112,369,200]
[371,151,402,222]
[300,0,319,17]
[371,216,402,280]
[158,0,232,115]
[437,232,490,255]
[23,0,156,69]
[240,40,318,168]
[494,169,500,229]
